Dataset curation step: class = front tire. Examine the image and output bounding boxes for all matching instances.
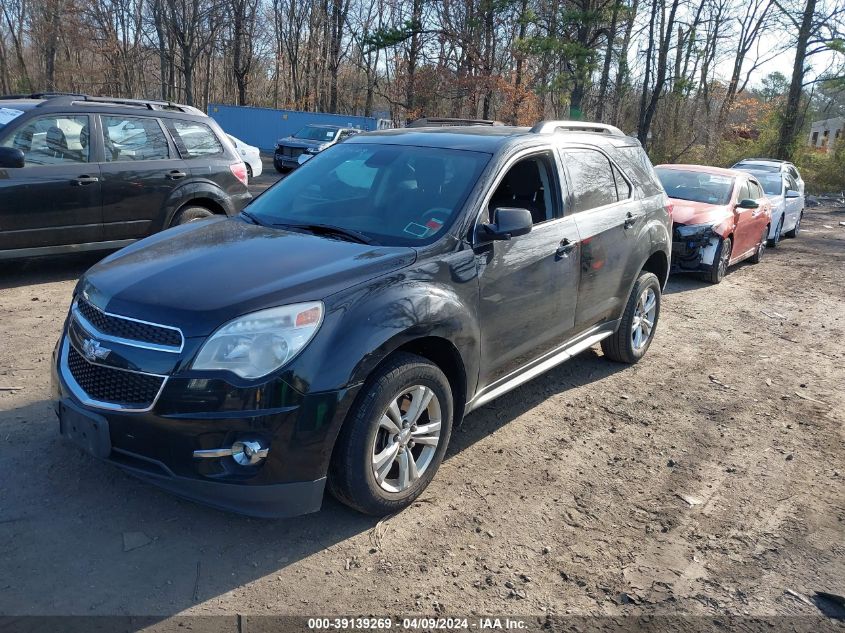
[784,212,802,238]
[328,352,453,516]
[705,236,732,284]
[769,216,783,247]
[601,271,661,364]
[750,226,768,264]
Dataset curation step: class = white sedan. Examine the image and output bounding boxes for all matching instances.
[739,169,805,245]
[227,134,263,179]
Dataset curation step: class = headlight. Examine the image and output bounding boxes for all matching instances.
[674,223,716,240]
[192,302,324,379]
[306,144,328,154]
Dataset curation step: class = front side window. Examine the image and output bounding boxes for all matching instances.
[170,120,223,158]
[655,168,735,205]
[245,143,490,246]
[1,114,89,165]
[737,181,751,201]
[487,153,559,225]
[563,149,618,212]
[748,180,763,199]
[102,115,170,161]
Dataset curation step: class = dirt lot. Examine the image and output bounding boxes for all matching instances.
[0,191,843,623]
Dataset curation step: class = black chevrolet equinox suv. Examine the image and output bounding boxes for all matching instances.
[53,121,672,517]
[0,93,251,260]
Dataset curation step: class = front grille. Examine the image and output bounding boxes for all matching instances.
[280,146,303,158]
[67,345,164,409]
[76,299,182,349]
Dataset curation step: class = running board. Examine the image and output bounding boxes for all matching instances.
[466,330,612,412]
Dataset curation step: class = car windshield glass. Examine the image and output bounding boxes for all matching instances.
[294,126,338,141]
[0,107,25,131]
[245,143,490,246]
[749,173,782,195]
[656,168,735,205]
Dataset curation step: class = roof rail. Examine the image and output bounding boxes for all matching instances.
[408,117,504,128]
[0,92,88,100]
[0,92,204,115]
[530,120,625,136]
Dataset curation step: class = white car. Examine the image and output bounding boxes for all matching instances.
[738,169,805,244]
[732,158,804,196]
[227,134,262,179]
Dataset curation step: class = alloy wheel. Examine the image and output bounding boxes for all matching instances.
[631,287,657,351]
[718,241,731,280]
[371,385,442,493]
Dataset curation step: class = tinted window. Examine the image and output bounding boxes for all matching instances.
[655,168,734,205]
[563,149,617,212]
[1,114,89,165]
[102,115,169,161]
[171,120,223,158]
[618,145,662,196]
[488,152,559,224]
[246,143,489,246]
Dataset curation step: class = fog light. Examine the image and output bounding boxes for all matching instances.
[193,439,269,465]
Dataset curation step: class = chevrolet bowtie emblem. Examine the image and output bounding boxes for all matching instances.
[81,338,111,362]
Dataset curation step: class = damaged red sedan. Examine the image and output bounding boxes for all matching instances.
[656,165,772,284]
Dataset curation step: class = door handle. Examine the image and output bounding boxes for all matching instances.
[72,175,99,186]
[623,212,638,229]
[166,170,187,180]
[555,238,576,258]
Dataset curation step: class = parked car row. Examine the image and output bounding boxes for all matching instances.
[655,158,804,284]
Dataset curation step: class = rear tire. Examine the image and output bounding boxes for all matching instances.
[245,163,253,179]
[170,205,215,227]
[705,236,731,284]
[601,271,661,364]
[328,352,453,516]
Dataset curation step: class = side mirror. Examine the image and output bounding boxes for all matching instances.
[0,146,24,168]
[736,198,759,209]
[479,207,533,241]
[786,190,801,199]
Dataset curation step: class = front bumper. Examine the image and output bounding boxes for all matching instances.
[670,224,720,274]
[52,335,360,518]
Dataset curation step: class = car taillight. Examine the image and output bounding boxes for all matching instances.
[230,162,248,186]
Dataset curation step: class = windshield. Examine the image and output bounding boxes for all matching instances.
[294,126,339,141]
[0,107,25,132]
[245,143,490,246]
[747,172,782,195]
[656,168,735,205]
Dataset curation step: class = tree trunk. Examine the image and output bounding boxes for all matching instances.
[776,0,815,159]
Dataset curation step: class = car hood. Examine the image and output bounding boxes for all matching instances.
[81,217,417,337]
[669,198,733,228]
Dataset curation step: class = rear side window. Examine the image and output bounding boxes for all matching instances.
[612,163,632,200]
[1,114,89,165]
[562,149,617,212]
[102,115,170,161]
[169,120,224,158]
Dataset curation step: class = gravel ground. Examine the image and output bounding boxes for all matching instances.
[0,193,842,623]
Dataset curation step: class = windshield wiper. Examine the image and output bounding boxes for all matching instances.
[270,222,376,245]
[240,210,263,226]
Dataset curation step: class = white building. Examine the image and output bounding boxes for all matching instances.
[808,117,844,152]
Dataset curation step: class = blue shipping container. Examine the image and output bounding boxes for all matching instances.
[207,104,389,151]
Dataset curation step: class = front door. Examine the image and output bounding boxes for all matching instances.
[0,113,101,252]
[98,114,187,240]
[475,151,581,389]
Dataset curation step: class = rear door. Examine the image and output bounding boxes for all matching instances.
[0,113,101,252]
[98,113,187,240]
[560,145,640,329]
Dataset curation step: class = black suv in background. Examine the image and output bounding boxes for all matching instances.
[53,121,671,518]
[0,93,251,260]
[273,124,360,172]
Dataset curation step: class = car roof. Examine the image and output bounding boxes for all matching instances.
[734,159,792,167]
[656,164,744,178]
[346,125,638,153]
[0,99,41,111]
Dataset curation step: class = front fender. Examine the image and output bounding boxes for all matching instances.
[287,251,481,398]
